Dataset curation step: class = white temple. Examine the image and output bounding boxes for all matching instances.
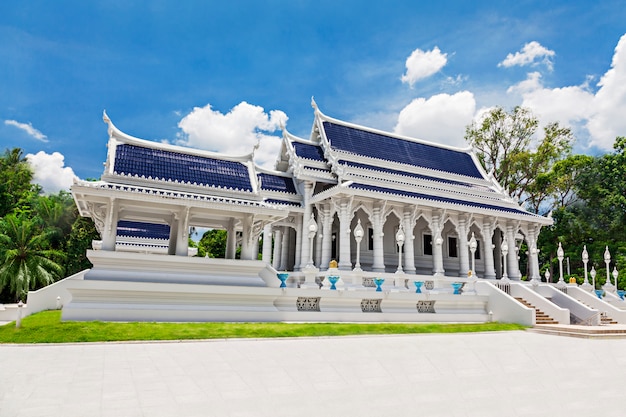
[52,100,622,326]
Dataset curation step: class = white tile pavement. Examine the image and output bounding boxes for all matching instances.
[1,331,626,417]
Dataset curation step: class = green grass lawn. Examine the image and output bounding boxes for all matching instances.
[0,310,527,344]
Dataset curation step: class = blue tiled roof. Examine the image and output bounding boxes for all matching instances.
[114,144,253,191]
[349,183,533,216]
[259,173,297,194]
[293,142,326,161]
[339,160,492,192]
[117,220,171,239]
[323,122,482,179]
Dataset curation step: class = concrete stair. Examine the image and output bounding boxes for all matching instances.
[528,324,626,339]
[515,297,558,325]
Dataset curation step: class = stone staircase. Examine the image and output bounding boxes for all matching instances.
[515,297,558,325]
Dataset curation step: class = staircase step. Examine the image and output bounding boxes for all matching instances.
[515,297,559,324]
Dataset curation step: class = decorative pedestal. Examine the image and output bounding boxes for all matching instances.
[595,289,604,299]
[374,278,385,292]
[299,266,321,289]
[451,282,463,295]
[277,273,289,288]
[413,281,423,294]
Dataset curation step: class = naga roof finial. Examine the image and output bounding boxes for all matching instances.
[311,96,318,110]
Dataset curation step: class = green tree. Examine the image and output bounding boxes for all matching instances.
[0,148,37,217]
[197,229,228,258]
[64,216,99,276]
[465,107,573,214]
[0,214,65,302]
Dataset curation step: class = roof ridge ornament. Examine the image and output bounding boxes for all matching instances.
[311,96,318,111]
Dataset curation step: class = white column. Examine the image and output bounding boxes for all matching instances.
[167,213,178,255]
[279,227,289,271]
[431,213,445,276]
[225,218,237,259]
[240,214,257,260]
[320,204,333,270]
[403,208,417,274]
[293,217,302,271]
[298,181,315,270]
[315,231,323,267]
[457,217,470,277]
[370,204,386,273]
[481,222,496,279]
[272,228,282,269]
[506,223,521,280]
[175,207,190,256]
[336,199,353,271]
[101,199,118,251]
[262,224,273,263]
[526,226,540,281]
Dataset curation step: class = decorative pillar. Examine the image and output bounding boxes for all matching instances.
[431,212,445,276]
[262,224,273,263]
[315,228,323,267]
[319,204,334,270]
[279,227,289,271]
[175,207,190,256]
[526,226,540,283]
[101,199,119,251]
[370,202,386,272]
[457,216,470,277]
[481,222,496,279]
[298,181,315,270]
[241,214,260,261]
[335,198,353,271]
[272,228,282,270]
[225,218,237,259]
[168,213,178,255]
[506,223,520,280]
[402,208,417,274]
[293,217,302,270]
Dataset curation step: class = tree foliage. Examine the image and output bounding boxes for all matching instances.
[465,106,573,214]
[0,148,96,302]
[0,214,65,301]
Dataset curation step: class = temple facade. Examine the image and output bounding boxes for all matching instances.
[72,100,551,284]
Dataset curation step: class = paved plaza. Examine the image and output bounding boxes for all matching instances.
[1,330,625,417]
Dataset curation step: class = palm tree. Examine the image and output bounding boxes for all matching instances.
[0,214,64,302]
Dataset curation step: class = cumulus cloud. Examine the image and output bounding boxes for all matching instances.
[586,33,626,148]
[504,34,626,151]
[177,101,288,169]
[26,151,78,193]
[4,120,48,142]
[401,46,448,87]
[499,41,555,71]
[394,91,476,148]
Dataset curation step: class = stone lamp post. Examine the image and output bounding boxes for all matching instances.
[544,269,550,284]
[612,267,619,292]
[581,245,592,290]
[557,242,565,286]
[306,213,318,268]
[590,266,597,290]
[395,224,405,274]
[501,235,510,282]
[603,246,614,291]
[353,219,364,272]
[468,232,477,277]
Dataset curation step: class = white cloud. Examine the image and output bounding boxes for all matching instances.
[504,34,626,151]
[499,41,555,71]
[26,151,78,193]
[4,120,48,142]
[177,101,288,169]
[586,33,626,149]
[394,91,476,148]
[401,46,448,87]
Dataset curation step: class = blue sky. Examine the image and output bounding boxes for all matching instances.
[1,1,626,193]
